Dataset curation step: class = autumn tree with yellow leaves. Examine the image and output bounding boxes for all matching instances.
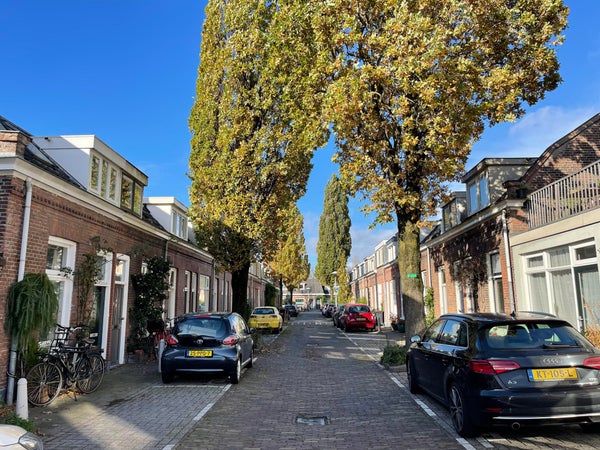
[188,0,327,317]
[268,205,310,306]
[316,0,568,338]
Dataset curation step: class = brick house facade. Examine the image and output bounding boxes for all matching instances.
[0,116,273,401]
[350,235,402,326]
[421,113,600,326]
[348,112,600,333]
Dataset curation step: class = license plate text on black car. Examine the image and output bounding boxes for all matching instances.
[528,367,577,381]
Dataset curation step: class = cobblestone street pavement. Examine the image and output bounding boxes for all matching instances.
[28,310,600,449]
[176,312,462,450]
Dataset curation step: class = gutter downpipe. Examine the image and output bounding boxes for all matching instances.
[502,209,516,313]
[7,178,33,405]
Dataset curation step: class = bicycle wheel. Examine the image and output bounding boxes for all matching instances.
[76,353,105,394]
[26,361,63,407]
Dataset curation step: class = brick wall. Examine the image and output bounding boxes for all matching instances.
[523,114,600,190]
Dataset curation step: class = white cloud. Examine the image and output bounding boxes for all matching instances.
[471,105,598,163]
[349,224,396,266]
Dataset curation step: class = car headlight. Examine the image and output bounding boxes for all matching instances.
[19,432,44,450]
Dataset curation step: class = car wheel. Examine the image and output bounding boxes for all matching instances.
[448,383,479,438]
[161,370,174,384]
[406,359,421,394]
[230,358,241,384]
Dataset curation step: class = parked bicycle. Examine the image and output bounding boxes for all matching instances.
[148,318,172,360]
[26,324,105,406]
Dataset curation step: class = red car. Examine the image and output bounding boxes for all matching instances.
[340,304,376,332]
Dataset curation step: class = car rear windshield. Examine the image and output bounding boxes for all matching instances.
[254,308,276,315]
[480,321,589,350]
[348,305,371,313]
[174,317,228,339]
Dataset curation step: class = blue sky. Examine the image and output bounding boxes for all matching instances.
[2,1,599,271]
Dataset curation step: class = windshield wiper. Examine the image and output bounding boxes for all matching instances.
[542,343,580,349]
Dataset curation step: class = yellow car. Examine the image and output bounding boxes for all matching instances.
[249,306,283,334]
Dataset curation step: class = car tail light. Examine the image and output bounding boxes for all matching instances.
[223,335,237,346]
[270,315,278,318]
[166,335,178,345]
[583,356,600,369]
[470,359,520,375]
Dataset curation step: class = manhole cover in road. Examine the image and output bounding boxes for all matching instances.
[295,415,330,426]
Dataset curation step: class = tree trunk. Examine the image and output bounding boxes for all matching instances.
[231,262,251,320]
[397,220,425,344]
[279,275,283,307]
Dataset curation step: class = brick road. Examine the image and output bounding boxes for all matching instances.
[28,310,600,449]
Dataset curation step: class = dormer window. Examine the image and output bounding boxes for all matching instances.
[89,152,143,216]
[90,154,118,203]
[172,210,188,239]
[467,173,489,214]
[443,202,459,231]
[121,173,143,216]
[441,193,466,232]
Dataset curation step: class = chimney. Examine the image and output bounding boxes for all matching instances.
[0,131,29,158]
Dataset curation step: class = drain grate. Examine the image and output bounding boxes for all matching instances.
[295,414,330,426]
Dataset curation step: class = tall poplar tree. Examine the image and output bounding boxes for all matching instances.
[315,175,352,289]
[315,0,568,338]
[268,205,310,305]
[189,0,327,316]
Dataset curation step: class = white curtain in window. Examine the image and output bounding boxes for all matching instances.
[528,273,548,312]
[551,269,577,328]
[579,268,600,329]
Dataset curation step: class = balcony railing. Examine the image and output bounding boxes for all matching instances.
[528,160,600,229]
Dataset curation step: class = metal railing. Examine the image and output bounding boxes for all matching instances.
[528,160,600,228]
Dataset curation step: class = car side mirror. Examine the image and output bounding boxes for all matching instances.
[410,335,422,344]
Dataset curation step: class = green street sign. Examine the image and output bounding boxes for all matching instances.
[407,273,418,278]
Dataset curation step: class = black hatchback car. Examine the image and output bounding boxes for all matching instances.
[161,312,253,384]
[406,312,600,437]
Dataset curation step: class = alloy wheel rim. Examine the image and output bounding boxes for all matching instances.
[449,387,463,430]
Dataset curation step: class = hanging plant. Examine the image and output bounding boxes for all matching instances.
[4,273,59,355]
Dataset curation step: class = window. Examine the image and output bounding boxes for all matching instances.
[467,173,489,214]
[120,173,144,216]
[438,266,448,314]
[423,320,445,343]
[387,243,396,261]
[442,199,464,232]
[439,320,467,347]
[172,211,188,239]
[489,252,505,313]
[46,238,76,327]
[89,153,119,204]
[184,271,191,313]
[198,275,210,312]
[90,155,101,193]
[523,243,598,331]
[191,273,197,313]
[576,245,596,261]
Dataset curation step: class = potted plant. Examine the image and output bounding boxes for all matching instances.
[390,315,405,333]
